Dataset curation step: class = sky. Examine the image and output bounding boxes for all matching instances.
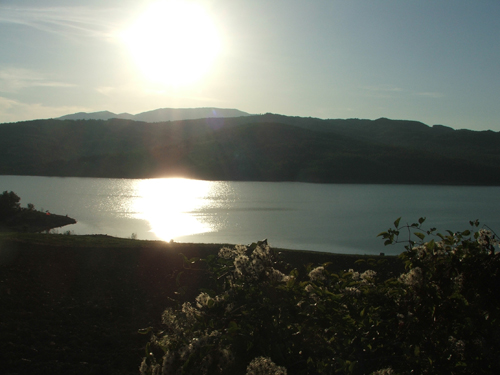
[0,0,499,131]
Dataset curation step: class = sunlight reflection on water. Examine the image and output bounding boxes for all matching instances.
[132,178,222,241]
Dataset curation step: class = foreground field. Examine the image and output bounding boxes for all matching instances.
[0,233,402,375]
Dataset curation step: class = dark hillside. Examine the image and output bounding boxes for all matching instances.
[239,114,500,167]
[1,115,500,184]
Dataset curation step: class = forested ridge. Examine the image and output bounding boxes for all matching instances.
[1,114,499,184]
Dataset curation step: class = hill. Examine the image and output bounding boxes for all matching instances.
[1,114,500,185]
[57,107,252,122]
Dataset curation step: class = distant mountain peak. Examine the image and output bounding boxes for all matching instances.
[57,107,252,122]
[57,111,117,121]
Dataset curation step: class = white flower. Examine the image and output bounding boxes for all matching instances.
[195,292,212,308]
[266,268,288,283]
[412,244,427,258]
[252,245,271,262]
[139,358,149,375]
[370,368,395,375]
[219,244,247,259]
[344,287,361,296]
[305,284,314,293]
[399,267,423,287]
[218,246,235,259]
[250,258,265,275]
[234,254,251,276]
[478,229,500,247]
[308,266,326,281]
[361,269,377,282]
[348,269,360,280]
[246,356,287,375]
[225,303,234,313]
[161,308,177,327]
[161,351,176,375]
[181,302,200,321]
[234,244,247,253]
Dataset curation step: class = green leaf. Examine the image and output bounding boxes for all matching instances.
[349,361,356,372]
[418,217,426,224]
[394,217,401,228]
[175,271,184,287]
[414,345,420,356]
[228,321,239,334]
[414,232,425,240]
[427,239,435,250]
[138,327,152,335]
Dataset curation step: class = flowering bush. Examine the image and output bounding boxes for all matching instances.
[378,218,500,374]
[140,220,500,374]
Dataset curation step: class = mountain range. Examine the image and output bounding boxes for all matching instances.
[1,109,499,185]
[57,107,251,122]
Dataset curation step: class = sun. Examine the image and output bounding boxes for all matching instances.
[121,0,221,86]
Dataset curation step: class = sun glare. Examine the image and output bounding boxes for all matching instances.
[121,0,221,86]
[133,178,213,241]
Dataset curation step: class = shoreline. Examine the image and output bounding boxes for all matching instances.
[3,172,500,186]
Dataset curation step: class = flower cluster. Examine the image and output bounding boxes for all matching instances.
[370,368,395,375]
[195,292,213,308]
[140,241,295,375]
[221,243,289,284]
[246,356,287,375]
[308,266,326,281]
[360,269,377,282]
[399,266,423,287]
[344,286,361,296]
[477,228,500,248]
[348,268,360,280]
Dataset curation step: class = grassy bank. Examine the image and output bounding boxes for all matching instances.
[0,233,403,375]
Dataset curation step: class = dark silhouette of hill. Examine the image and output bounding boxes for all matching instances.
[57,107,252,122]
[1,115,499,184]
[57,110,125,121]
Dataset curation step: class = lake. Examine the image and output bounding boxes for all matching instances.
[1,175,499,255]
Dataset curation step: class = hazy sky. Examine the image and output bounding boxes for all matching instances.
[0,0,499,130]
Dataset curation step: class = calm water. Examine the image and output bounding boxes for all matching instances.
[1,175,500,255]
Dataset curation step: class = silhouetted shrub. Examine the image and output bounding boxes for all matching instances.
[140,220,500,374]
[0,191,21,220]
